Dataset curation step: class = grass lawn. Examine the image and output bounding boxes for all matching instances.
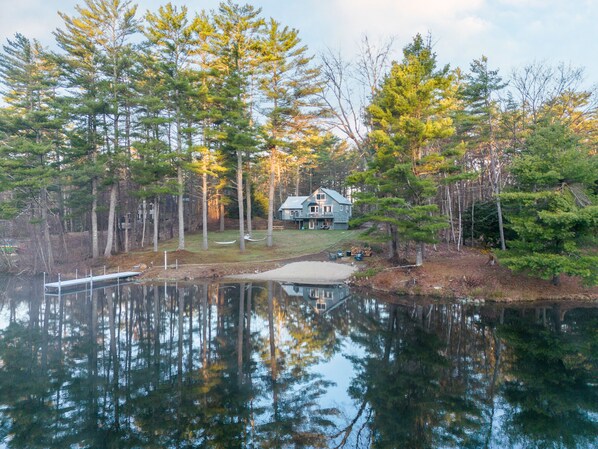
[128,229,364,265]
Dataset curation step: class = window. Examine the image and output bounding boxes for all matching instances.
[310,206,319,213]
[292,210,300,218]
[323,205,332,213]
[316,193,326,201]
[340,205,344,212]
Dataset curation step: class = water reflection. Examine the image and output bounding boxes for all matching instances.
[0,277,596,448]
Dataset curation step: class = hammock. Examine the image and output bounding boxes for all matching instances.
[244,235,267,242]
[214,240,236,245]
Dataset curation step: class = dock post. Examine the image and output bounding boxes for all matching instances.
[90,269,93,290]
[58,273,61,297]
[75,269,78,279]
[176,259,178,270]
[164,251,167,270]
[43,272,46,288]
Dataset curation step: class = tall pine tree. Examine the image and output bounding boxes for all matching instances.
[354,34,458,265]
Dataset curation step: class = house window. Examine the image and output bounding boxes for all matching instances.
[316,193,326,201]
[340,205,344,212]
[323,205,332,213]
[310,206,319,213]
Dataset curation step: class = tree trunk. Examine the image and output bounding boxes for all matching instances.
[236,150,245,252]
[267,147,276,247]
[446,184,456,246]
[176,100,185,250]
[490,144,506,251]
[40,187,54,272]
[124,210,129,254]
[178,166,185,250]
[202,168,209,251]
[456,182,463,252]
[91,178,99,259]
[153,198,160,253]
[141,199,147,248]
[388,223,399,260]
[415,242,424,266]
[245,153,253,237]
[219,191,225,232]
[104,183,118,257]
[496,195,506,251]
[551,274,561,286]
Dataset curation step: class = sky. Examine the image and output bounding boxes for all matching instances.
[0,0,597,86]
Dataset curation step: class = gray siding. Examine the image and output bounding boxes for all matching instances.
[279,187,351,229]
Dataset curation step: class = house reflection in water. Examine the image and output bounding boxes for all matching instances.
[280,282,351,314]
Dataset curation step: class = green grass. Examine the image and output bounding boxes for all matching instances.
[137,229,363,265]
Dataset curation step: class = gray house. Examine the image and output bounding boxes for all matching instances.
[280,283,351,314]
[278,187,352,230]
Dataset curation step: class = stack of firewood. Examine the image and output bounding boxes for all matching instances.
[350,246,372,256]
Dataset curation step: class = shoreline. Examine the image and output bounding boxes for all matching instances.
[134,259,598,303]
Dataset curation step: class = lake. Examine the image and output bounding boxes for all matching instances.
[0,277,596,448]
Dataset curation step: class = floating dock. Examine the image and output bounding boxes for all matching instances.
[44,271,141,293]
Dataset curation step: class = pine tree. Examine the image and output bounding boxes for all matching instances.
[498,120,597,285]
[355,34,458,265]
[461,56,508,249]
[212,0,264,252]
[145,2,204,251]
[258,18,323,247]
[54,0,139,258]
[0,34,62,272]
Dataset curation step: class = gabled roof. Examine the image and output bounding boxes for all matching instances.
[320,188,351,205]
[278,196,308,211]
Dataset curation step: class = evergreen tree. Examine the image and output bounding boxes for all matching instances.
[54,0,139,259]
[258,18,323,247]
[498,120,598,285]
[145,2,201,251]
[354,34,458,265]
[0,33,61,272]
[212,0,264,252]
[461,56,508,249]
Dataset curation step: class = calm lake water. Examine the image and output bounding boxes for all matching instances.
[0,277,596,449]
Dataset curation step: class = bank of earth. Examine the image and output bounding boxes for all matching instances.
[108,244,597,303]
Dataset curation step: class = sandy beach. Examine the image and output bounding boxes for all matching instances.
[229,261,358,284]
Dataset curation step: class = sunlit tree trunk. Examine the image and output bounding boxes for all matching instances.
[267,147,276,247]
[237,150,246,252]
[104,184,118,257]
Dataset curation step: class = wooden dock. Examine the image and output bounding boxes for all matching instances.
[44,271,141,292]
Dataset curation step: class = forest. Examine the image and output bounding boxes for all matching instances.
[0,0,596,285]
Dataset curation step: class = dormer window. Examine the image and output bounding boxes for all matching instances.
[316,193,326,201]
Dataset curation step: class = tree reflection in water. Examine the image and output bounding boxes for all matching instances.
[0,278,596,448]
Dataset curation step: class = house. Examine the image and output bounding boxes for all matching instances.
[278,187,352,230]
[280,283,351,314]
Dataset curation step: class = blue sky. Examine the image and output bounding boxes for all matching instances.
[1,0,596,86]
